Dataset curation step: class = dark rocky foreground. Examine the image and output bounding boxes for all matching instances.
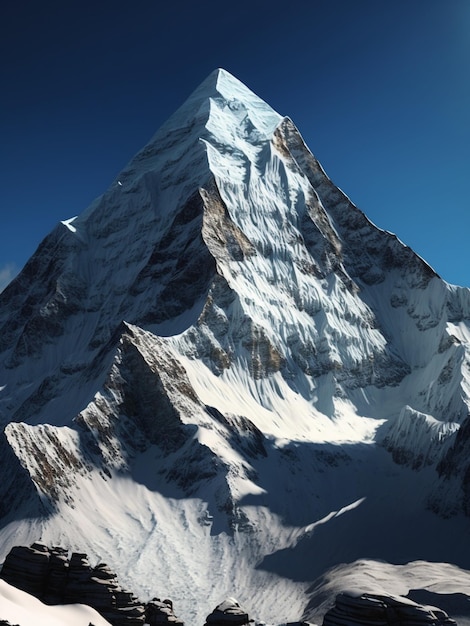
[0,543,461,626]
[322,592,457,626]
[0,542,182,626]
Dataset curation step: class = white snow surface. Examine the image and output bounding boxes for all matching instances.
[0,579,111,626]
[1,69,470,626]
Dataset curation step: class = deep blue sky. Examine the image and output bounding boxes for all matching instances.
[1,0,469,290]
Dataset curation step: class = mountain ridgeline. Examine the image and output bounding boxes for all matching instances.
[1,69,470,625]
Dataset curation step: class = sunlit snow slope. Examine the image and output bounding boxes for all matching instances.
[0,579,111,626]
[1,69,470,625]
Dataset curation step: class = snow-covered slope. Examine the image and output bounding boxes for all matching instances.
[1,68,470,625]
[0,579,111,626]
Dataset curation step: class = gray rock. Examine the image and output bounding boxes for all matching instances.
[0,543,152,626]
[205,598,251,626]
[322,592,457,626]
[145,598,184,625]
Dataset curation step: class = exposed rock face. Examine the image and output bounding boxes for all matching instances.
[1,543,51,598]
[0,543,183,626]
[204,598,251,626]
[146,598,184,626]
[322,592,456,626]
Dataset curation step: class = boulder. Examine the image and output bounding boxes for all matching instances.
[205,598,251,626]
[145,597,184,625]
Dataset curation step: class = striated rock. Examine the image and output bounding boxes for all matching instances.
[43,546,69,603]
[145,597,184,625]
[0,543,163,626]
[322,592,457,626]
[205,598,251,626]
[0,541,50,597]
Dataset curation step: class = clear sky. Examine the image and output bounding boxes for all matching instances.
[1,0,469,291]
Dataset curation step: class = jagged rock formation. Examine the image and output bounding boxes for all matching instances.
[0,543,182,626]
[146,598,184,626]
[204,598,251,626]
[322,592,456,626]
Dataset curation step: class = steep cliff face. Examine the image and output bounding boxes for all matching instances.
[1,69,470,625]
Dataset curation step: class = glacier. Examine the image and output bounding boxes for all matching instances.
[1,68,470,625]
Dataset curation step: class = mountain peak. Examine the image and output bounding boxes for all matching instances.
[184,67,268,104]
[154,68,283,142]
[195,67,244,94]
[201,67,267,103]
[1,70,470,626]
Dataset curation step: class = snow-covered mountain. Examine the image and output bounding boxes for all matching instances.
[2,68,470,625]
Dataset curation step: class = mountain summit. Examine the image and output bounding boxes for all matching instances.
[1,69,470,624]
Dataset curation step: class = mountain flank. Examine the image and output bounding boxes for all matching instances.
[1,69,470,625]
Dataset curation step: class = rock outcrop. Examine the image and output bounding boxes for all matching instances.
[145,598,184,626]
[0,542,183,626]
[322,592,456,626]
[204,598,251,626]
